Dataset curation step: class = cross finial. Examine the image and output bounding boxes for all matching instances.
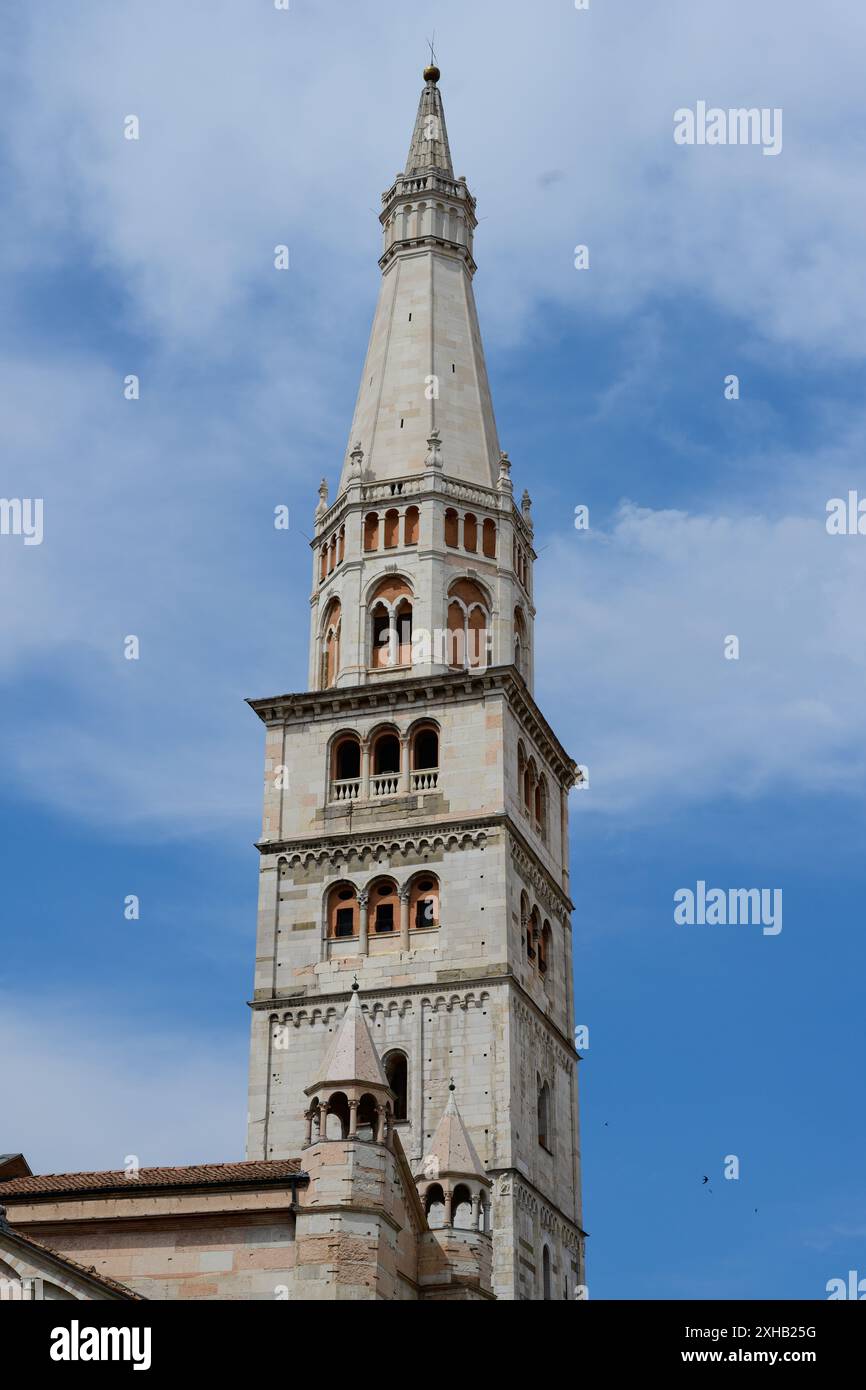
[424,33,440,83]
[351,974,359,992]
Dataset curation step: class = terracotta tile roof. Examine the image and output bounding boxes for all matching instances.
[0,1159,303,1199]
[0,1224,144,1299]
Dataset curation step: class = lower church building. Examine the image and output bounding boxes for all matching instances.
[1,61,586,1301]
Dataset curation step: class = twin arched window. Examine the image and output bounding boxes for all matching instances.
[369,577,413,669]
[520,890,553,981]
[321,598,341,689]
[446,579,491,670]
[514,606,528,681]
[517,742,548,840]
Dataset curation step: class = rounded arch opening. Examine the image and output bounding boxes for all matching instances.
[383,1050,408,1121]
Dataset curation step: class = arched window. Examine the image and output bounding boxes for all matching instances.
[326,1091,350,1140]
[327,883,359,939]
[537,1077,551,1149]
[535,774,548,839]
[411,724,439,773]
[517,743,527,812]
[356,1092,378,1141]
[528,905,540,963]
[395,597,413,665]
[514,607,528,679]
[368,578,413,669]
[373,730,400,774]
[383,1050,408,1120]
[383,508,399,549]
[410,873,439,930]
[539,920,552,977]
[463,513,477,553]
[331,732,360,793]
[520,888,531,956]
[364,512,379,552]
[319,545,328,582]
[404,506,419,546]
[321,599,341,690]
[446,579,491,670]
[425,1183,446,1229]
[542,1245,552,1300]
[444,508,459,548]
[368,876,399,933]
[482,518,497,558]
[453,1183,473,1229]
[523,756,536,815]
[328,535,337,572]
[337,525,345,564]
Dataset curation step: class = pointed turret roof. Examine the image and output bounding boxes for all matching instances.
[306,986,390,1093]
[419,1085,488,1182]
[405,65,454,176]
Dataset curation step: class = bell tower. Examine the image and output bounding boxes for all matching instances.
[246,61,585,1300]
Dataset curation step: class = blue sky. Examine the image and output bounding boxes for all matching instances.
[2,0,865,1299]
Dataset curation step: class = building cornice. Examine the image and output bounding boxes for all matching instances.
[250,966,581,1062]
[247,665,579,788]
[256,811,574,919]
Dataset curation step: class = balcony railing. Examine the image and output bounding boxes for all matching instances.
[331,778,360,802]
[370,773,400,797]
[330,768,440,803]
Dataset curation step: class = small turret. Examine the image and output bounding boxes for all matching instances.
[303,982,394,1145]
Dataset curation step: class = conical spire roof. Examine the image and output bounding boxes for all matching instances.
[405,68,454,176]
[308,987,389,1092]
[338,63,501,491]
[420,1086,488,1180]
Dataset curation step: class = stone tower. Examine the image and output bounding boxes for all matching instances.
[246,61,585,1300]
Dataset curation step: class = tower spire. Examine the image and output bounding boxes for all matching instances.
[406,58,453,176]
[337,63,500,491]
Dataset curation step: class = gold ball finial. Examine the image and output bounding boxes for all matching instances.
[424,63,440,83]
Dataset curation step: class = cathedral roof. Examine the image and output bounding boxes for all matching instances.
[308,987,390,1093]
[420,1087,489,1182]
[0,1159,302,1199]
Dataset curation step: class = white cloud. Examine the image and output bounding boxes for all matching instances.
[538,485,866,816]
[1,0,866,839]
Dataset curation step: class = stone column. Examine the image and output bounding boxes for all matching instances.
[444,1189,453,1227]
[400,735,411,792]
[399,886,411,951]
[318,1102,330,1141]
[304,1109,314,1146]
[375,1105,387,1144]
[348,1098,359,1138]
[471,1192,481,1230]
[358,891,369,955]
[361,740,371,800]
